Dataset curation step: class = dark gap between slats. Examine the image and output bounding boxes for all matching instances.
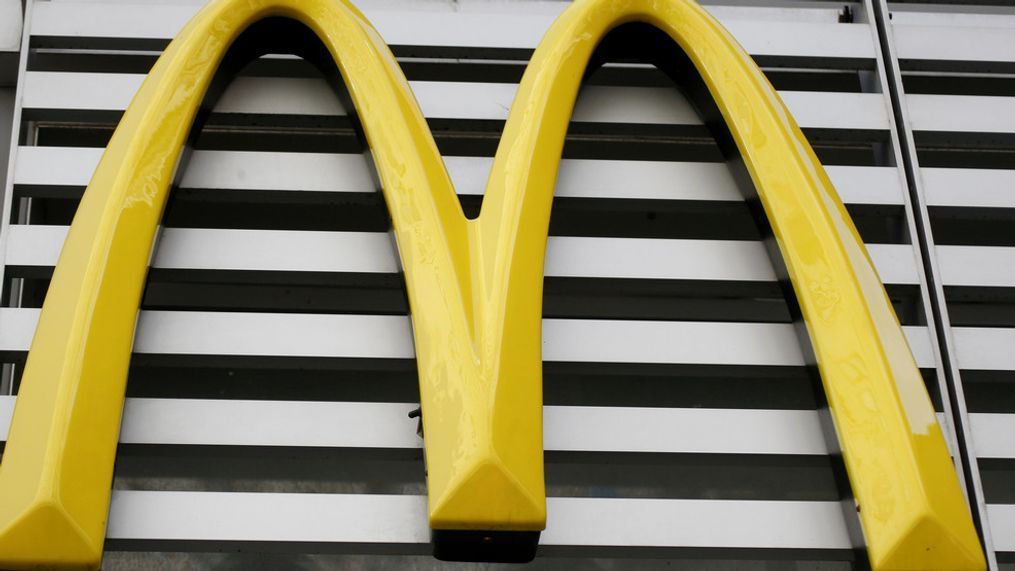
[903,72,1015,97]
[960,370,1015,414]
[0,353,825,408]
[916,133,1015,170]
[6,271,925,326]
[101,448,840,502]
[0,353,941,409]
[929,206,1015,246]
[979,459,1015,505]
[11,192,909,245]
[946,286,1015,328]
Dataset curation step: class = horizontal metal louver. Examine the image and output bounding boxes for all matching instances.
[0,0,1007,568]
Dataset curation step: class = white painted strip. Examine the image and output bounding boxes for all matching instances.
[130,311,416,359]
[13,146,906,206]
[894,25,1015,66]
[937,246,1015,288]
[541,319,786,367]
[0,307,939,369]
[105,491,852,550]
[22,72,889,131]
[0,0,20,54]
[988,504,1015,553]
[908,94,1015,134]
[970,413,1015,460]
[0,396,829,456]
[6,225,920,285]
[953,327,1015,371]
[923,168,1015,210]
[7,226,401,274]
[31,1,875,61]
[0,397,13,439]
[891,12,1015,29]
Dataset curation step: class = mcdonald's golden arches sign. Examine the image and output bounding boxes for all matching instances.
[0,0,985,568]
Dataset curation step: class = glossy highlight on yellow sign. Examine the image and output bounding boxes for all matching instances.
[0,0,985,568]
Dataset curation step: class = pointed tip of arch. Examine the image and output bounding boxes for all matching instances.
[0,499,102,570]
[872,510,987,570]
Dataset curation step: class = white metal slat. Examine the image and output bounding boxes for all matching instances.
[0,399,948,457]
[893,25,1015,66]
[952,328,1015,372]
[5,225,922,285]
[105,491,854,550]
[29,2,876,61]
[0,396,949,457]
[969,413,1015,460]
[0,308,939,368]
[988,504,1015,553]
[888,10,1015,30]
[20,72,891,132]
[0,396,830,456]
[0,0,19,56]
[907,94,1015,134]
[13,146,908,206]
[377,11,872,59]
[937,246,1015,288]
[922,168,1015,209]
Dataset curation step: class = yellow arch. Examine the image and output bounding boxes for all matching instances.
[0,0,984,568]
[0,0,471,566]
[504,3,985,568]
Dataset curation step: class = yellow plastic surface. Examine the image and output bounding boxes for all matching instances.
[0,0,985,568]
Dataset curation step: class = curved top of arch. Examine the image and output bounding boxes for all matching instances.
[0,0,986,568]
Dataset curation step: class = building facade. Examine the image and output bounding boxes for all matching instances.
[0,0,1012,568]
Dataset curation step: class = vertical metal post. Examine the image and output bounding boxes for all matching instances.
[867,0,998,567]
[0,0,31,396]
